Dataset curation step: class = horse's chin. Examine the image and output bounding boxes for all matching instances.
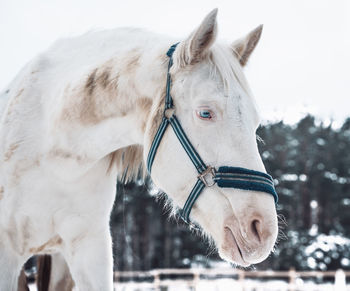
[216,229,250,267]
[218,247,271,268]
[218,247,252,268]
[216,223,274,267]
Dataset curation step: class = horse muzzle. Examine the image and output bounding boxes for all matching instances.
[219,207,278,266]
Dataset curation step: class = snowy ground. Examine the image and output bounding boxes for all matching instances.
[113,280,349,291]
[28,279,350,291]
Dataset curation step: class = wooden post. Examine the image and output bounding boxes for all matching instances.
[114,272,119,286]
[288,268,296,291]
[153,271,160,290]
[335,269,346,291]
[238,269,245,291]
[193,270,200,291]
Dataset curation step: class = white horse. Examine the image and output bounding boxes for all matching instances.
[0,9,278,291]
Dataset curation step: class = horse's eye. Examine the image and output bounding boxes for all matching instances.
[196,109,213,120]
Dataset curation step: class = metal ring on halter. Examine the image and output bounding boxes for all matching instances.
[164,108,175,120]
[198,166,216,187]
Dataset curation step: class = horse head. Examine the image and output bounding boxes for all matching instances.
[144,9,278,267]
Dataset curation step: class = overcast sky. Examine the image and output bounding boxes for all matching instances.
[1,0,349,124]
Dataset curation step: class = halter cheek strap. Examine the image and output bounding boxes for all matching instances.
[147,43,278,229]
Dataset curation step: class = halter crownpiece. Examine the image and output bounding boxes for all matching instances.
[147,43,278,228]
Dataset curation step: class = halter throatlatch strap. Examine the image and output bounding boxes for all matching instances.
[146,43,278,229]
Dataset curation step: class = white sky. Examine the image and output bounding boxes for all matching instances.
[1,0,349,124]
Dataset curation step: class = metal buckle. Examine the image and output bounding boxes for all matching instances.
[164,108,175,120]
[198,166,216,187]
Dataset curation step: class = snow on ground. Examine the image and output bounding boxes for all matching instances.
[28,277,350,291]
[112,280,350,291]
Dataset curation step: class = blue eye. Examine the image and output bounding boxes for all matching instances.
[197,109,213,120]
[200,111,211,118]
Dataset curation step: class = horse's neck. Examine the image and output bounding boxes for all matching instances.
[55,38,168,159]
[1,29,171,179]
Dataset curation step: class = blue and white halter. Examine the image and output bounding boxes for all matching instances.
[147,43,278,228]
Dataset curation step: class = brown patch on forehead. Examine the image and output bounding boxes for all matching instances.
[29,235,63,254]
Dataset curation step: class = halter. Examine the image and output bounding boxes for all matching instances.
[147,43,278,229]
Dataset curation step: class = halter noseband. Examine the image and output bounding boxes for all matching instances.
[147,43,278,229]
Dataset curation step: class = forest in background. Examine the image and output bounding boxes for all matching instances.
[110,115,350,271]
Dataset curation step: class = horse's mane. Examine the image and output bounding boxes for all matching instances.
[109,43,252,183]
[108,145,145,183]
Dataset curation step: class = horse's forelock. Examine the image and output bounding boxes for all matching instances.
[209,44,252,97]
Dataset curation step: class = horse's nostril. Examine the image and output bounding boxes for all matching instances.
[251,219,262,243]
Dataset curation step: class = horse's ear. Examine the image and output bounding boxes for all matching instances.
[176,9,218,66]
[232,25,263,67]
